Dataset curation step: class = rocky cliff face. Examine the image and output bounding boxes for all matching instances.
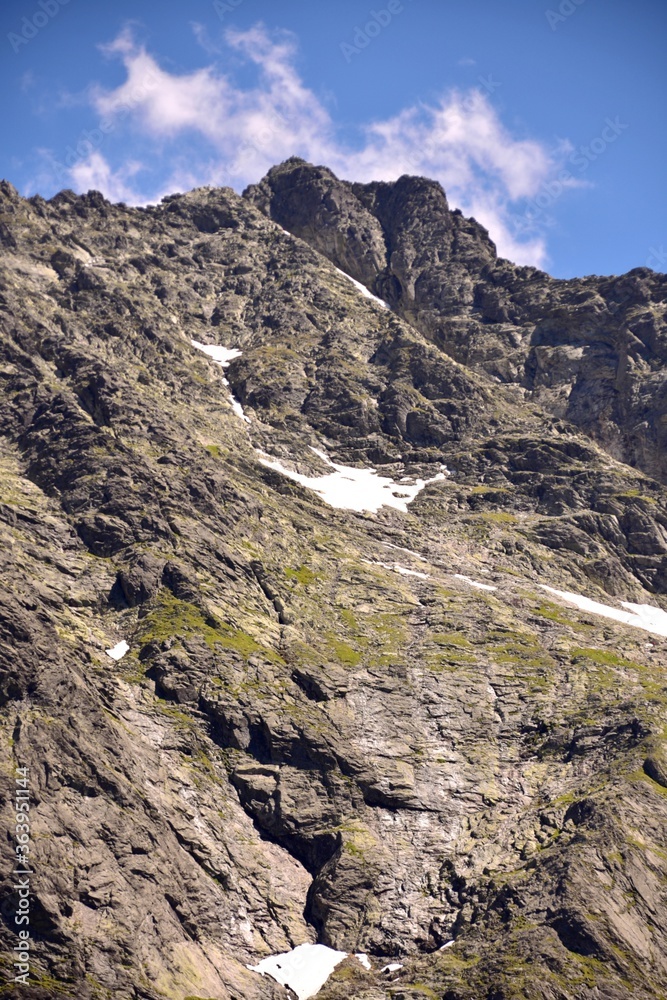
[246,158,667,483]
[0,168,666,1000]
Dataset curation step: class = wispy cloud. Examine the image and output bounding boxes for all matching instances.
[51,24,578,267]
[69,151,145,204]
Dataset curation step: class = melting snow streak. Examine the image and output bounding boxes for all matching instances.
[539,586,667,638]
[334,266,389,309]
[191,340,251,422]
[454,574,497,592]
[365,560,430,580]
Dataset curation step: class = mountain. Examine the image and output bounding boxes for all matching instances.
[0,162,666,1000]
[246,158,667,485]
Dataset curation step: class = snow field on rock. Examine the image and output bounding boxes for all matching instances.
[105,640,130,660]
[247,943,370,999]
[257,447,448,513]
[539,585,667,638]
[187,342,667,641]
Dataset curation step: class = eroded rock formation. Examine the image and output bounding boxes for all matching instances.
[0,169,665,998]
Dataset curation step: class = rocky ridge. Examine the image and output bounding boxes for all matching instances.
[246,158,667,483]
[0,167,665,999]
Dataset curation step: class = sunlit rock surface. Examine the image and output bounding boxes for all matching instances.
[0,172,666,999]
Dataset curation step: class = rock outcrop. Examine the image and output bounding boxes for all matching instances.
[0,170,665,999]
[246,158,667,483]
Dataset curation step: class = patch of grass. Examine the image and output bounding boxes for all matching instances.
[486,630,557,692]
[428,631,477,669]
[480,511,517,524]
[613,490,656,505]
[138,591,283,662]
[285,564,318,586]
[157,703,196,730]
[337,821,379,863]
[327,638,361,667]
[470,485,508,495]
[119,660,146,684]
[432,631,472,648]
[630,768,667,798]
[435,950,481,972]
[10,972,73,995]
[427,657,475,673]
[571,647,639,668]
[534,602,590,630]
[369,610,406,639]
[487,632,554,667]
[339,607,358,629]
[284,639,324,666]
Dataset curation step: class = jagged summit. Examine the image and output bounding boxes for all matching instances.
[0,166,666,999]
[246,158,667,484]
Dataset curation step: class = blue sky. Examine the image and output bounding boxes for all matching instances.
[1,0,665,278]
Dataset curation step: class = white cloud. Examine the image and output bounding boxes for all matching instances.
[190,21,223,56]
[69,151,145,204]
[61,24,577,266]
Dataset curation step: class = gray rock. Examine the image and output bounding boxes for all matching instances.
[0,171,665,999]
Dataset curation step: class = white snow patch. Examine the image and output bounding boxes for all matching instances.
[364,560,430,580]
[191,341,242,366]
[383,542,429,563]
[355,953,372,970]
[230,397,250,422]
[233,399,251,423]
[105,640,129,661]
[257,447,447,513]
[190,339,251,423]
[381,963,404,973]
[247,943,347,1000]
[539,586,667,638]
[439,940,456,949]
[334,266,389,309]
[454,574,497,592]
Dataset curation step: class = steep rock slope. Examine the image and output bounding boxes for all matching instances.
[0,177,665,999]
[246,158,667,483]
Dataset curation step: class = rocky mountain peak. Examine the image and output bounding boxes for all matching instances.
[0,166,666,1000]
[246,159,667,485]
[244,158,500,307]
